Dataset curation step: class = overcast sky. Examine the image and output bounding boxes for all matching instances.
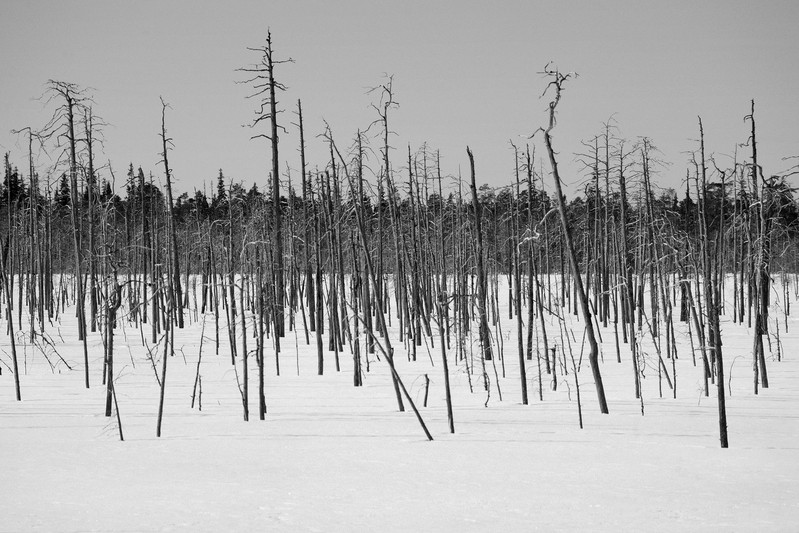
[1,0,798,198]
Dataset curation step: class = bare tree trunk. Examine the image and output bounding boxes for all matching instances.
[312,176,325,375]
[105,280,121,417]
[266,34,285,339]
[160,98,184,329]
[155,308,170,437]
[539,69,608,414]
[698,118,728,448]
[84,109,97,335]
[511,143,528,404]
[466,147,493,366]
[297,100,313,344]
[617,142,641,398]
[240,273,249,421]
[1,261,20,400]
[747,100,769,392]
[241,31,286,337]
[61,87,91,389]
[257,253,267,418]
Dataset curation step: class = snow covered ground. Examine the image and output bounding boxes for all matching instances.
[2,280,798,532]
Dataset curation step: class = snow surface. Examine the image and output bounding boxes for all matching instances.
[2,278,799,532]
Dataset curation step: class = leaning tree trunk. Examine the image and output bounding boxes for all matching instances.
[539,69,609,414]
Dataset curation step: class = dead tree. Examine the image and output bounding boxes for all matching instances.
[159,98,184,328]
[0,225,21,399]
[82,108,99,335]
[240,30,292,339]
[510,142,528,404]
[536,67,609,413]
[336,145,430,440]
[368,76,398,311]
[467,147,493,364]
[43,80,91,389]
[295,99,313,344]
[746,100,769,392]
[698,118,728,448]
[104,277,122,418]
[327,132,406,412]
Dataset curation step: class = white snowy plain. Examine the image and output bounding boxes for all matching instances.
[2,277,798,532]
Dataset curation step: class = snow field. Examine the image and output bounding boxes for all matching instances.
[1,276,798,531]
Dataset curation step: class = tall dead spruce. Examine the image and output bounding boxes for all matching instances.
[240,30,291,341]
[536,67,609,414]
[159,98,184,330]
[42,80,91,389]
[697,118,728,448]
[746,100,770,394]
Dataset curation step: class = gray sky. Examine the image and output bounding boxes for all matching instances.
[2,0,798,198]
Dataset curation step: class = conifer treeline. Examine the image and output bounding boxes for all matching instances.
[4,134,797,307]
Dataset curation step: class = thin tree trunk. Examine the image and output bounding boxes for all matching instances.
[540,71,608,414]
[466,147,493,364]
